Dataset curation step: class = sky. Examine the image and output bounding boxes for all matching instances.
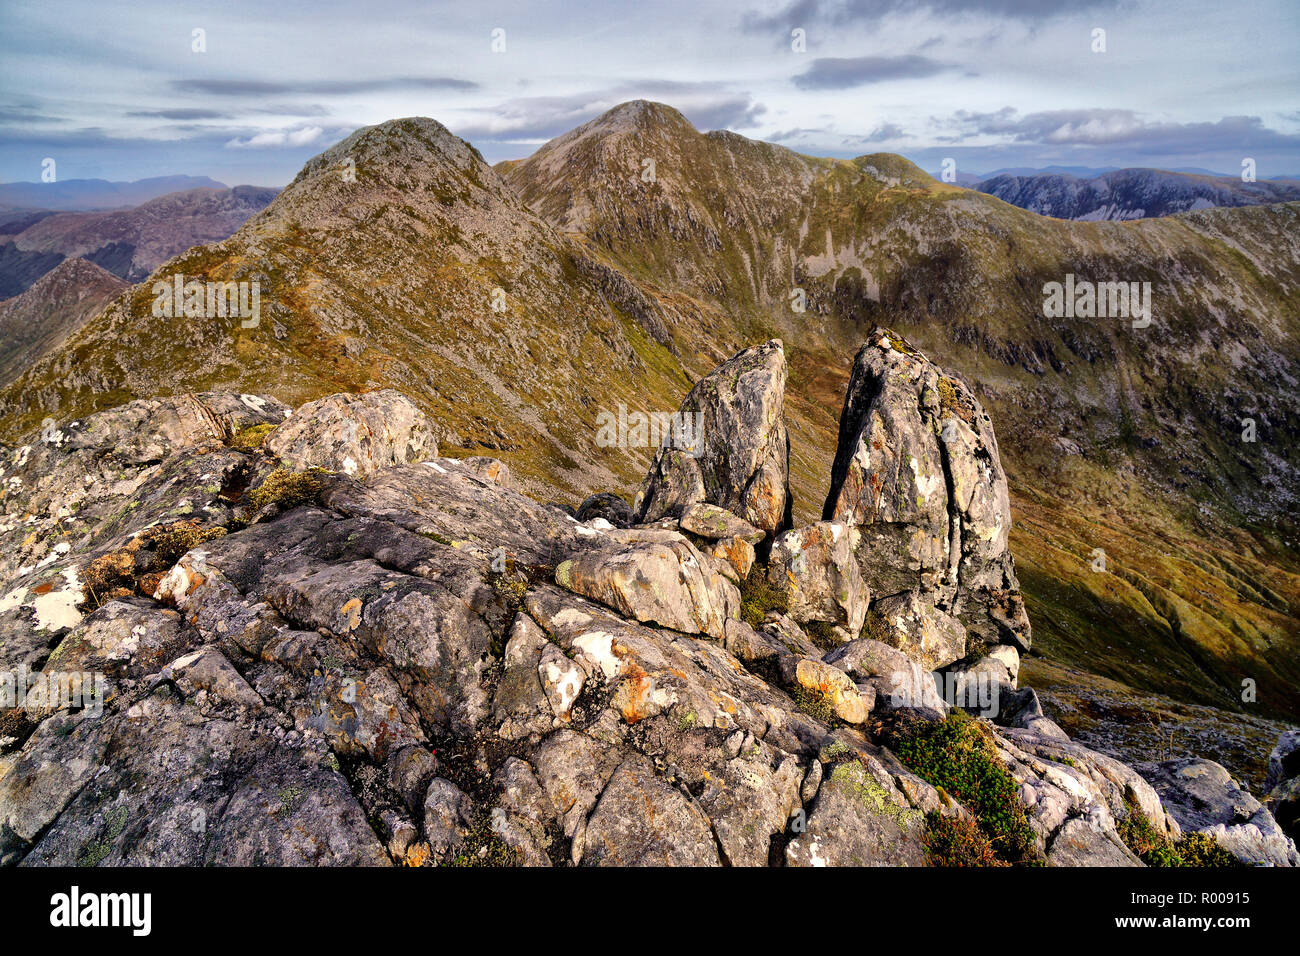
[1,0,1298,187]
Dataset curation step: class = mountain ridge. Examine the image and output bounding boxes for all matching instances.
[1,101,1296,725]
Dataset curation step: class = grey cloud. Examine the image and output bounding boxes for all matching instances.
[171,76,477,96]
[793,54,951,89]
[951,108,1300,152]
[745,0,1117,32]
[844,122,906,145]
[128,108,233,120]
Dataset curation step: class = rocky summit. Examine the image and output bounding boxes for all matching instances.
[1,331,1294,868]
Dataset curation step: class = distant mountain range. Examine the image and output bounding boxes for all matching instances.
[0,174,234,211]
[964,167,1300,220]
[0,185,277,297]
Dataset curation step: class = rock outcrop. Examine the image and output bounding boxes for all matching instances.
[634,339,791,536]
[1264,730,1300,843]
[0,342,1290,868]
[1137,758,1299,867]
[823,329,1031,658]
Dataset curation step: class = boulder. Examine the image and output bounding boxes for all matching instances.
[574,492,634,528]
[678,502,765,543]
[823,638,947,717]
[768,522,868,636]
[634,340,791,535]
[1264,730,1300,842]
[266,389,435,478]
[869,591,966,670]
[554,538,739,639]
[785,757,927,866]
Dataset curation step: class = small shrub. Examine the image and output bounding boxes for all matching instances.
[860,608,892,642]
[149,524,226,566]
[803,620,842,651]
[895,711,1037,864]
[936,377,959,416]
[229,422,275,452]
[1116,793,1241,867]
[792,685,835,724]
[923,811,1007,867]
[736,565,789,628]
[80,551,135,608]
[245,468,328,513]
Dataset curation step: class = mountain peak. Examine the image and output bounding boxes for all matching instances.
[292,116,486,187]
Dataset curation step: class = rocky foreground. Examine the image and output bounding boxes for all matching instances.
[0,330,1295,866]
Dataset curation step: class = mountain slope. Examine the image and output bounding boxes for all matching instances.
[0,103,1296,724]
[0,258,127,387]
[976,167,1300,220]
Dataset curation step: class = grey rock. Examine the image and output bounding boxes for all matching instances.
[634,340,791,536]
[266,389,435,478]
[422,777,474,865]
[869,591,966,670]
[574,492,634,528]
[582,759,720,866]
[785,757,926,866]
[768,522,868,635]
[554,537,739,639]
[678,502,764,543]
[1136,757,1298,867]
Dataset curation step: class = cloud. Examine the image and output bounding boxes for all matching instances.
[793,54,951,89]
[128,108,233,120]
[225,126,325,149]
[948,108,1300,153]
[173,76,477,96]
[744,0,1117,32]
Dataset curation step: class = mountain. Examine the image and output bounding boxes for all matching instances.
[0,258,127,387]
[0,185,278,297]
[1,101,1297,730]
[0,175,228,211]
[976,167,1300,220]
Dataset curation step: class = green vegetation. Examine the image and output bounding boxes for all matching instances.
[921,811,1006,867]
[896,711,1037,864]
[792,685,835,724]
[79,805,128,867]
[229,421,276,451]
[736,565,789,628]
[245,468,329,512]
[1116,793,1241,867]
[149,524,227,566]
[802,620,842,651]
[446,813,516,867]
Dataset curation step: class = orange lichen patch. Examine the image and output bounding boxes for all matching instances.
[403,842,431,867]
[670,667,688,680]
[340,597,363,631]
[31,581,56,595]
[614,662,655,724]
